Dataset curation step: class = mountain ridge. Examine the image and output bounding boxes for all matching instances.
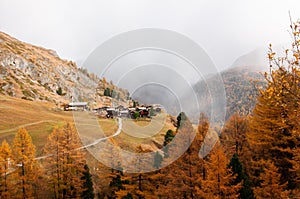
[0,31,130,108]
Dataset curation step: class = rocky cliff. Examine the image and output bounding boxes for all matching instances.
[0,32,129,107]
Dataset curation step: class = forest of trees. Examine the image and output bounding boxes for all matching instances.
[0,20,299,199]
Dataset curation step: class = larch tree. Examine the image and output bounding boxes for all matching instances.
[220,113,249,159]
[197,112,209,182]
[247,18,300,189]
[220,113,255,198]
[157,113,205,199]
[253,161,290,199]
[115,146,159,199]
[0,140,12,198]
[12,128,38,199]
[43,123,86,199]
[199,143,241,199]
[97,139,125,199]
[290,146,300,197]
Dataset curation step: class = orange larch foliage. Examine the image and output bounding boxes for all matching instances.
[12,128,38,199]
[43,123,86,198]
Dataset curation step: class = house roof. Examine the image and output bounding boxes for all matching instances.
[69,102,88,106]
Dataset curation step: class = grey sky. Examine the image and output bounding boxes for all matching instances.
[1,0,300,72]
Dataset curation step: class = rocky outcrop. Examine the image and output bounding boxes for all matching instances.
[0,32,130,107]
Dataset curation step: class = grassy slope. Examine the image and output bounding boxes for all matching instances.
[0,95,176,156]
[0,94,73,155]
[112,114,175,152]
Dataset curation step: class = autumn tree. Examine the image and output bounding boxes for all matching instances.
[253,161,290,199]
[12,128,38,199]
[115,146,159,199]
[115,172,153,199]
[0,140,12,198]
[247,18,300,189]
[43,123,86,199]
[220,113,254,195]
[157,113,205,199]
[220,113,248,159]
[97,139,125,199]
[198,143,241,199]
[197,112,209,181]
[290,146,300,197]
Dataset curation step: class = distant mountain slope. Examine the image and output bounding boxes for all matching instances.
[220,65,266,119]
[230,44,288,69]
[230,47,269,69]
[0,32,129,106]
[174,64,267,123]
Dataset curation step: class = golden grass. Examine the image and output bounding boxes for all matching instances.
[112,115,175,152]
[0,95,176,156]
[0,95,73,129]
[98,118,119,137]
[0,95,73,154]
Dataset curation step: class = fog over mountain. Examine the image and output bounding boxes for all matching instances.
[129,46,279,123]
[2,0,300,72]
[230,44,288,70]
[1,0,299,124]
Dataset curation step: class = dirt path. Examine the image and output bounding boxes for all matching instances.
[5,117,123,176]
[35,117,122,160]
[0,120,57,134]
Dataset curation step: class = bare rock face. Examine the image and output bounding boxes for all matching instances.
[0,31,130,107]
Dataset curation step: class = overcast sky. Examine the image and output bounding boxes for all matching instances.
[1,0,300,71]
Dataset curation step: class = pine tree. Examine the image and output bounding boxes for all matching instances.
[56,87,63,96]
[253,161,290,199]
[153,152,163,170]
[43,123,86,198]
[162,129,175,158]
[163,129,175,146]
[176,112,187,130]
[104,88,112,97]
[81,164,95,199]
[228,153,254,199]
[12,128,38,199]
[111,90,117,98]
[0,140,12,198]
[107,169,127,198]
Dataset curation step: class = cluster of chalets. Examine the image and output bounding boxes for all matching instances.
[93,105,162,119]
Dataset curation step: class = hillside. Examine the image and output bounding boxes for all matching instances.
[220,65,266,118]
[0,31,177,156]
[0,94,177,157]
[0,94,74,155]
[188,65,267,122]
[0,31,130,107]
